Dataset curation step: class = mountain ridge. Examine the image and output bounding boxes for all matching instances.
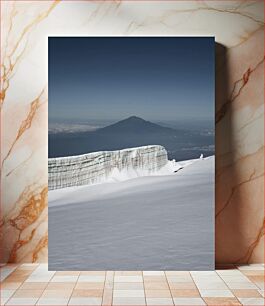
[49,116,214,160]
[98,116,178,135]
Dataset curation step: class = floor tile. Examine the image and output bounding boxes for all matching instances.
[68,297,102,305]
[12,290,43,298]
[145,290,172,298]
[19,264,38,270]
[30,269,54,275]
[146,297,174,305]
[112,297,146,305]
[36,298,69,305]
[199,289,234,297]
[102,289,112,306]
[40,289,72,298]
[237,264,264,271]
[0,290,15,305]
[215,264,236,269]
[115,271,142,276]
[173,297,206,305]
[104,280,114,290]
[190,271,217,276]
[194,281,228,290]
[71,289,103,297]
[78,275,105,282]
[167,275,192,283]
[143,271,165,276]
[0,282,22,290]
[3,275,28,283]
[219,275,251,282]
[1,264,263,306]
[144,282,169,290]
[29,271,55,277]
[104,271,114,289]
[165,271,190,276]
[168,282,197,289]
[203,297,241,305]
[38,264,49,269]
[25,276,54,283]
[192,277,225,284]
[1,297,10,305]
[19,282,48,290]
[6,297,38,305]
[55,271,80,276]
[0,264,18,268]
[114,282,144,290]
[0,266,19,282]
[80,271,106,275]
[240,270,264,276]
[170,289,200,297]
[238,297,265,305]
[191,275,223,281]
[113,290,145,297]
[232,289,262,298]
[105,271,115,277]
[144,276,167,282]
[0,289,16,298]
[255,282,264,290]
[46,282,76,290]
[114,276,143,283]
[75,282,104,290]
[258,290,265,297]
[10,269,32,276]
[50,275,78,282]
[247,275,264,283]
[225,282,258,289]
[216,269,245,276]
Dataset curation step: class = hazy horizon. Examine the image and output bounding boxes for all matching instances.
[49,115,214,125]
[49,115,214,135]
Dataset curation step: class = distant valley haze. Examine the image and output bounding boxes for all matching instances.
[48,116,214,161]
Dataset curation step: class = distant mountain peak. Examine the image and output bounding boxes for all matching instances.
[98,116,177,135]
[123,116,146,122]
[106,116,153,128]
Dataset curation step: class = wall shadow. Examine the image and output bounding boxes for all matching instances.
[215,42,240,266]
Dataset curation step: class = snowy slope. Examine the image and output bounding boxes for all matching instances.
[49,156,214,271]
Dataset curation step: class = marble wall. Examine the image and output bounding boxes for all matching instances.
[0,0,264,263]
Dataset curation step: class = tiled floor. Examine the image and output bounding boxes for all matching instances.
[0,264,264,305]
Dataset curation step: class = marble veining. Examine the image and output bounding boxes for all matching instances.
[0,0,264,263]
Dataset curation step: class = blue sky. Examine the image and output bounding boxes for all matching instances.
[49,37,214,122]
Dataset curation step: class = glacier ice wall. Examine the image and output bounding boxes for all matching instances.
[48,145,168,190]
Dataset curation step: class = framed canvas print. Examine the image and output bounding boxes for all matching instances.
[48,37,215,270]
